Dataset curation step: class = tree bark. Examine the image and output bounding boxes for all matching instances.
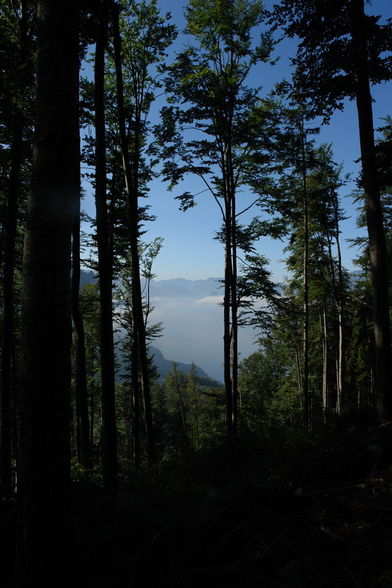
[17,1,79,584]
[71,159,90,468]
[0,114,23,498]
[0,0,28,499]
[351,0,392,420]
[229,145,239,439]
[222,133,238,442]
[94,0,118,492]
[333,194,345,415]
[300,114,310,430]
[111,2,154,462]
[224,231,234,441]
[321,301,329,419]
[326,203,345,415]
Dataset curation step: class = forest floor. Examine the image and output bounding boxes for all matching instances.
[71,421,392,587]
[3,420,392,587]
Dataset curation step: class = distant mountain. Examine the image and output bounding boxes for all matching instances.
[150,346,221,386]
[79,272,252,382]
[80,269,96,287]
[79,271,223,300]
[150,277,222,299]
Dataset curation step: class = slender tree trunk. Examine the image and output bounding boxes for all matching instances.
[224,209,234,441]
[0,0,28,499]
[189,367,200,449]
[351,0,392,419]
[94,0,117,492]
[72,158,90,468]
[230,227,238,437]
[229,147,239,439]
[111,3,154,462]
[131,366,141,467]
[300,114,310,430]
[334,211,345,415]
[90,381,95,464]
[295,342,303,408]
[1,114,23,498]
[221,130,238,443]
[321,301,329,419]
[330,192,345,415]
[17,1,79,584]
[326,213,345,415]
[174,371,188,447]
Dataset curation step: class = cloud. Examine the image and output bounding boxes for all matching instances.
[195,295,223,305]
[149,292,257,382]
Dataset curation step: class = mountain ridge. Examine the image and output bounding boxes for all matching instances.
[150,345,222,385]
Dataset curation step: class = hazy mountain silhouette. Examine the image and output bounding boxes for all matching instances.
[80,270,249,381]
[150,346,221,384]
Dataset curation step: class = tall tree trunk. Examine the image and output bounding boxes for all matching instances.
[326,209,345,415]
[333,194,345,415]
[0,114,23,498]
[189,366,200,449]
[351,0,392,419]
[295,341,303,408]
[131,367,141,468]
[71,156,90,468]
[90,380,95,464]
[174,369,188,448]
[0,0,28,499]
[224,204,234,441]
[17,1,79,584]
[321,301,329,419]
[111,3,154,462]
[94,0,117,492]
[229,147,239,439]
[222,131,238,443]
[300,114,310,430]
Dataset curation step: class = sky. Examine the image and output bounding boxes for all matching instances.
[136,0,392,282]
[81,0,392,283]
[82,0,392,377]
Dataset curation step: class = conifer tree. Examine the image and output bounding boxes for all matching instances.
[273,0,392,419]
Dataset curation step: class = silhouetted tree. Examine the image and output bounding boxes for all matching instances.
[18,0,80,584]
[159,0,276,441]
[94,0,118,492]
[273,0,392,419]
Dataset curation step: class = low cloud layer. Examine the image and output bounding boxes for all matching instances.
[149,279,257,381]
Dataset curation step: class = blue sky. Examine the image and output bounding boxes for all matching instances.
[82,0,392,283]
[81,0,392,377]
[147,0,392,281]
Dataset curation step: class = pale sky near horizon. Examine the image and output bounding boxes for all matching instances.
[82,0,392,283]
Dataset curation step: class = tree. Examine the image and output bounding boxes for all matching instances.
[344,117,392,412]
[18,0,80,584]
[72,167,91,470]
[238,340,288,433]
[0,0,34,498]
[186,364,201,449]
[115,237,163,466]
[273,0,392,419]
[270,97,350,424]
[269,101,318,427]
[159,0,276,441]
[78,281,102,468]
[110,0,176,462]
[166,363,189,449]
[94,0,118,492]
